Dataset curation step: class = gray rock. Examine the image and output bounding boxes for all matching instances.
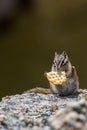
[0,89,86,130]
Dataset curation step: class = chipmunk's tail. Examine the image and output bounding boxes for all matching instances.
[23,87,52,94]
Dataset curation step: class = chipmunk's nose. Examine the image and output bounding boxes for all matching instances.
[57,66,61,70]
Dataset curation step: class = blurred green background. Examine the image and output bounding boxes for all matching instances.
[0,0,87,99]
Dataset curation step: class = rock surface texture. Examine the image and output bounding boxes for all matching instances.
[0,89,87,130]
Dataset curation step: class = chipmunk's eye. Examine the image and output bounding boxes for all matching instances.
[62,60,68,66]
[61,60,65,65]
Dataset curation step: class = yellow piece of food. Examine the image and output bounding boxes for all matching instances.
[45,71,66,85]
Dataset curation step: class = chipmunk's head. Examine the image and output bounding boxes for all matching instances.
[52,51,70,72]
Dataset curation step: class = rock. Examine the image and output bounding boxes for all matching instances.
[0,89,86,130]
[49,99,87,130]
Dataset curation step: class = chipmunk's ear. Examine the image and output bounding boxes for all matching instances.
[55,52,58,56]
[62,51,68,58]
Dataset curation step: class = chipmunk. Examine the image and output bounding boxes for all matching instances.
[25,51,79,96]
